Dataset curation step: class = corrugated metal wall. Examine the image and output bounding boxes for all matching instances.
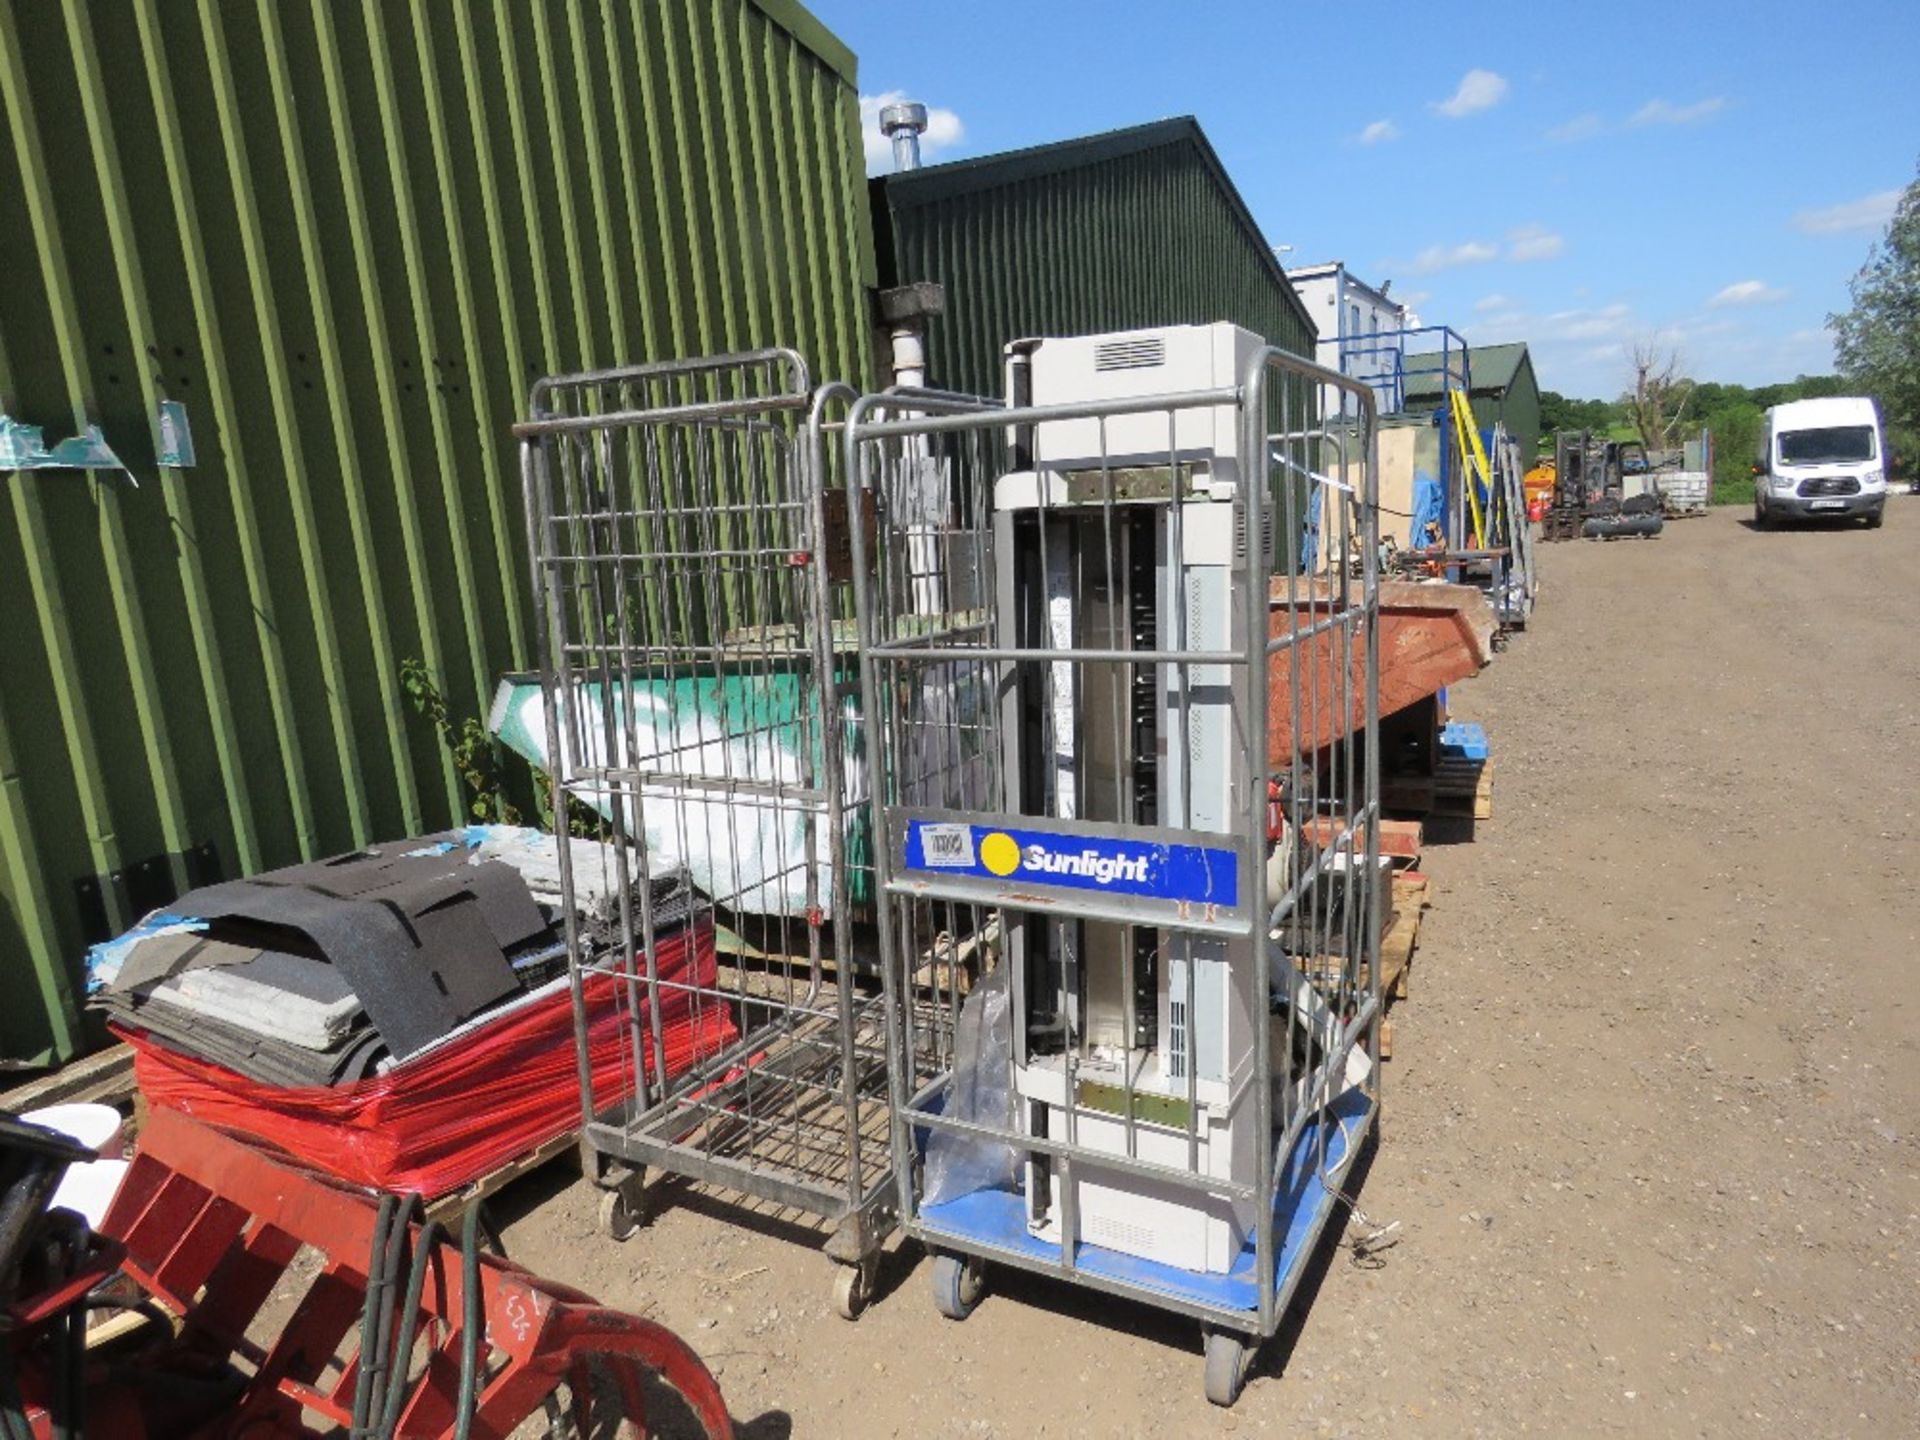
[871,118,1316,400]
[1488,358,1543,461]
[0,0,875,1067]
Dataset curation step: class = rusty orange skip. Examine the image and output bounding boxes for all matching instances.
[1267,579,1497,761]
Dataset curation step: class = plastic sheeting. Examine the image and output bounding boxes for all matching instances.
[85,912,208,992]
[1299,480,1324,573]
[490,677,871,918]
[922,966,1019,1207]
[118,922,735,1198]
[1410,468,1448,547]
[0,413,126,470]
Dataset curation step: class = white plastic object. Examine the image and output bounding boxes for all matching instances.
[49,1158,130,1231]
[22,1102,125,1158]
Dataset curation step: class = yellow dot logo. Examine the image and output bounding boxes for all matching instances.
[979,831,1021,877]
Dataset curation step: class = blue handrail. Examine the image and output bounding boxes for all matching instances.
[1333,324,1471,417]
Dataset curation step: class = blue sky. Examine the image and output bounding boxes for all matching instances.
[815,0,1919,398]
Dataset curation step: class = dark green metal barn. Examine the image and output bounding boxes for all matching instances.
[0,0,875,1068]
[1404,340,1543,460]
[869,117,1317,399]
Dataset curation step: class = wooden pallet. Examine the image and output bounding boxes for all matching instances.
[1295,872,1429,993]
[1383,759,1493,820]
[1380,871,1430,999]
[0,1043,137,1113]
[423,1127,581,1224]
[1384,870,1433,1059]
[1436,757,1494,820]
[1294,870,1430,1061]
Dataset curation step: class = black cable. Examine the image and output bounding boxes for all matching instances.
[349,1195,493,1439]
[350,1193,396,1439]
[31,1210,90,1440]
[475,1203,507,1259]
[54,1304,84,1440]
[346,1196,487,1439]
[452,1204,484,1440]
[0,1345,35,1440]
[375,1217,443,1440]
[363,1194,421,1438]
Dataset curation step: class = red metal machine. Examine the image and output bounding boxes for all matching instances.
[6,1107,731,1438]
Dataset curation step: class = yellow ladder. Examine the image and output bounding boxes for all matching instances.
[1449,388,1491,547]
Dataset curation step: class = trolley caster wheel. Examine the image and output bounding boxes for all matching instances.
[1203,1329,1253,1408]
[597,1177,646,1242]
[831,1258,875,1320]
[929,1252,985,1320]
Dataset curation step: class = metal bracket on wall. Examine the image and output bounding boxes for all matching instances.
[73,841,223,945]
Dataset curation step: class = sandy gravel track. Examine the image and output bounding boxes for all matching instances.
[500,501,1919,1437]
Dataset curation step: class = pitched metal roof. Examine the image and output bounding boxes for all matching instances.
[876,116,1314,338]
[1404,341,1535,399]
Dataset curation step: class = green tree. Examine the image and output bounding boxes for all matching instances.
[1708,401,1765,503]
[1539,388,1626,439]
[1830,159,1920,474]
[1541,373,1849,503]
[1628,342,1695,448]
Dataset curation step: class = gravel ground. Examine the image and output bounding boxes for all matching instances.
[498,500,1920,1438]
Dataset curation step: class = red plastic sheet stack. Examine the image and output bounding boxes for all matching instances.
[116,921,736,1197]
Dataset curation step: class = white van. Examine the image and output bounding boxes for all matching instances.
[1753,396,1887,529]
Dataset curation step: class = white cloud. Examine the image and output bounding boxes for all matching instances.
[1474,293,1515,313]
[1473,309,1527,334]
[1511,303,1834,397]
[1546,113,1603,144]
[1397,289,1432,309]
[1466,301,1640,396]
[1357,118,1399,145]
[1473,301,1633,344]
[1628,97,1727,127]
[1542,304,1634,341]
[1663,324,1835,388]
[1406,239,1498,274]
[1433,69,1509,119]
[1708,280,1788,308]
[1791,189,1900,235]
[1506,224,1565,262]
[1393,227,1563,281]
[859,91,964,173]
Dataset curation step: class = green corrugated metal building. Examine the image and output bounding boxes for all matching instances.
[869,117,1318,399]
[1404,340,1543,460]
[0,0,875,1068]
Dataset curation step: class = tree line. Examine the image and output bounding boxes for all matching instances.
[1539,376,1856,501]
[1536,156,1919,502]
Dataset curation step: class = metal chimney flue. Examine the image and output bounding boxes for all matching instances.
[879,101,928,172]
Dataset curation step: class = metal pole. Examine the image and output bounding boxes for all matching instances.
[878,101,928,172]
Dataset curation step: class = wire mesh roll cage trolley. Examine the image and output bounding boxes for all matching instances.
[518,350,895,1318]
[846,325,1385,1407]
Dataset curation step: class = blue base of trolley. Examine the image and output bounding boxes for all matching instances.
[917,1086,1375,1320]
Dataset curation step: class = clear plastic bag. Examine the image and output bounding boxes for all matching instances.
[922,963,1018,1207]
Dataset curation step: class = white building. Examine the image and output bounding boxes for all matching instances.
[1285,261,1414,393]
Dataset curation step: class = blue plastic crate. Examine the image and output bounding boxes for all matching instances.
[1439,720,1488,761]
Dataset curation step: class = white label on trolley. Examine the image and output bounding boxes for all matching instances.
[917,823,977,868]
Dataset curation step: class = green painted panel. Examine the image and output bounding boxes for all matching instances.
[0,0,873,1066]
